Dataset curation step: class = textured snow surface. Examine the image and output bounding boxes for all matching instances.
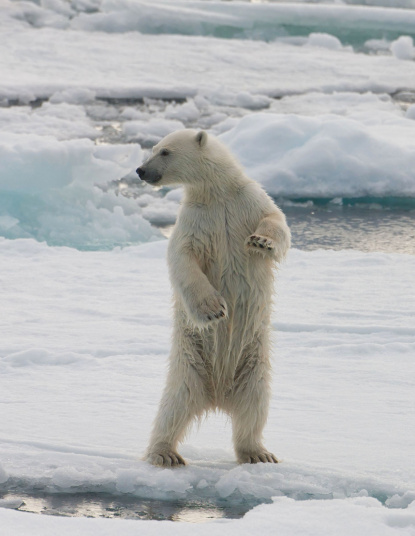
[6,0,415,47]
[2,1,415,101]
[220,110,415,198]
[390,35,415,60]
[0,239,414,533]
[1,92,415,245]
[1,0,415,248]
[1,0,415,529]
[0,132,161,248]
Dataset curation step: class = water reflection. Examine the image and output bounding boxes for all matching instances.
[159,203,415,255]
[1,492,251,522]
[283,204,415,255]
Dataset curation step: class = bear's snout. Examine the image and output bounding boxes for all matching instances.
[136,166,162,184]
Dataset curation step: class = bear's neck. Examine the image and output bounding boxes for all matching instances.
[183,166,251,206]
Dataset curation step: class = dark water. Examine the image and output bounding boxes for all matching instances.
[0,492,251,522]
[159,201,415,255]
[281,202,415,255]
[0,479,402,522]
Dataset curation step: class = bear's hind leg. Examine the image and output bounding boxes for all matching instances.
[146,350,211,467]
[230,341,278,464]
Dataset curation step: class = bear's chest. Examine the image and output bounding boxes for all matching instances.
[181,203,251,263]
[175,201,266,299]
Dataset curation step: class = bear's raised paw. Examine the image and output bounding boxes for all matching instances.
[246,234,274,256]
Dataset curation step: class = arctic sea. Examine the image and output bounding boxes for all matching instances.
[1,0,415,534]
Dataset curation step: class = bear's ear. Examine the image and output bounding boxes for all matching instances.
[195,130,208,148]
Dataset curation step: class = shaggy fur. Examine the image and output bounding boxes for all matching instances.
[137,129,291,466]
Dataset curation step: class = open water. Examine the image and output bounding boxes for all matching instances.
[158,200,415,255]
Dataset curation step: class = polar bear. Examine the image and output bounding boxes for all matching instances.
[136,129,290,466]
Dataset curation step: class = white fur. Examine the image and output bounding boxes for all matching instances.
[141,129,291,466]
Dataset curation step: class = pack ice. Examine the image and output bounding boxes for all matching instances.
[0,0,415,534]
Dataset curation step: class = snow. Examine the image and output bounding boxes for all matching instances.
[407,105,415,120]
[49,88,97,105]
[306,32,343,49]
[219,110,415,198]
[390,36,415,60]
[165,101,201,123]
[0,239,414,533]
[0,131,161,247]
[0,103,98,141]
[1,0,415,531]
[10,0,415,48]
[122,118,186,146]
[1,90,415,242]
[0,464,7,485]
[0,0,414,246]
[3,1,415,102]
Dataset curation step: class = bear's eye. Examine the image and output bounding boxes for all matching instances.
[160,149,170,156]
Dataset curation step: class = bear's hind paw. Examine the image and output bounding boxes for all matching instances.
[237,449,278,464]
[147,448,186,467]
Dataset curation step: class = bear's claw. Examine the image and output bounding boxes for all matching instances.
[147,448,186,467]
[237,449,279,464]
[195,291,227,325]
[246,234,274,254]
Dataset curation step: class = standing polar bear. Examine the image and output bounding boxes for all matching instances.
[137,129,290,466]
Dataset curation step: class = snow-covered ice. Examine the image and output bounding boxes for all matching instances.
[1,90,415,243]
[1,0,415,247]
[390,36,415,60]
[220,109,415,198]
[1,0,415,532]
[3,1,415,101]
[7,0,415,48]
[0,239,414,532]
[2,22,415,101]
[0,131,162,247]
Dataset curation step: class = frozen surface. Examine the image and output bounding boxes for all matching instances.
[390,36,415,60]
[1,0,415,249]
[2,1,415,102]
[0,239,414,533]
[1,1,415,529]
[0,132,160,248]
[6,0,415,48]
[1,92,415,245]
[220,110,415,198]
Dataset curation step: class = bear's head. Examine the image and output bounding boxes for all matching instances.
[136,129,238,188]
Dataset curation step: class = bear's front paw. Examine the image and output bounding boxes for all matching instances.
[246,234,274,256]
[147,445,186,467]
[195,291,228,325]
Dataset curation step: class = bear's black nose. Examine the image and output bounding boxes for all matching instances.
[136,167,145,179]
